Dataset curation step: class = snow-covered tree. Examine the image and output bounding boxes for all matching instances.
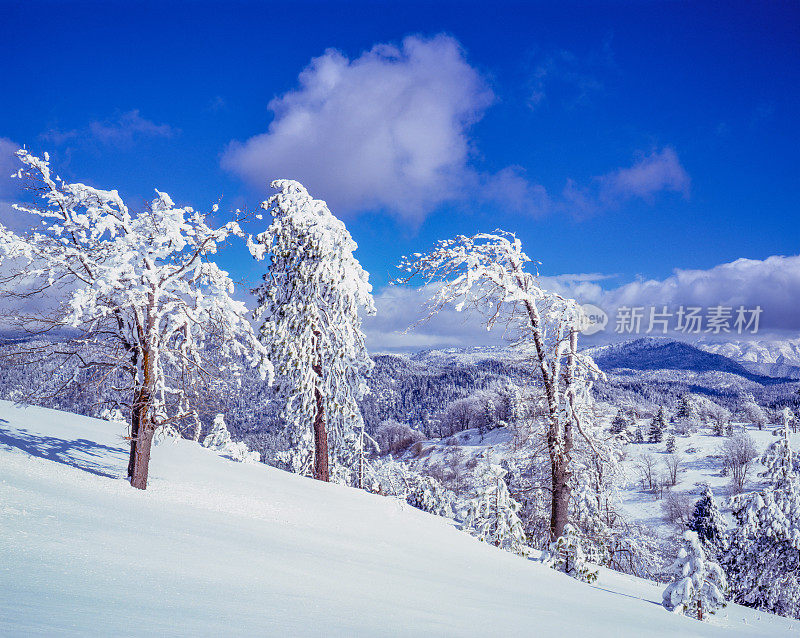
[543,523,598,583]
[675,394,698,421]
[250,180,375,483]
[464,460,527,554]
[649,406,666,443]
[725,482,800,618]
[687,486,727,558]
[407,474,457,519]
[760,413,799,488]
[398,232,603,540]
[723,416,800,618]
[0,150,270,489]
[203,413,260,463]
[609,408,628,435]
[662,530,727,620]
[741,396,767,430]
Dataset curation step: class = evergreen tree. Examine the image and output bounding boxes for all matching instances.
[665,434,677,454]
[687,486,727,558]
[464,461,527,554]
[649,406,667,443]
[610,408,628,435]
[663,530,728,620]
[543,523,598,583]
[724,418,800,618]
[250,180,375,483]
[675,394,698,421]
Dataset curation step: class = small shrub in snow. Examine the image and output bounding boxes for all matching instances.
[203,414,260,464]
[542,524,598,583]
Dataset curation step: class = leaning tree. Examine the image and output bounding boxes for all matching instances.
[0,149,271,489]
[249,180,375,483]
[398,231,603,540]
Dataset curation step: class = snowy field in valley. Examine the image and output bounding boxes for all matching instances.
[1,400,797,637]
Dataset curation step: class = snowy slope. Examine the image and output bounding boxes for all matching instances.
[1,401,797,637]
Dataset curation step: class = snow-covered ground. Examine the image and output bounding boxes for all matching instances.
[617,420,794,534]
[1,400,797,636]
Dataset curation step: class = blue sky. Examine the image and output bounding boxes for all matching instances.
[1,1,798,347]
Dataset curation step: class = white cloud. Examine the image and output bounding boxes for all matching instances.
[223,35,494,223]
[223,34,690,223]
[365,255,800,351]
[562,148,690,217]
[600,147,690,202]
[42,110,175,147]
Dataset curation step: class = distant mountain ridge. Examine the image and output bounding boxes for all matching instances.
[585,337,793,385]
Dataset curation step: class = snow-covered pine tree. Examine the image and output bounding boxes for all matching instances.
[724,417,800,618]
[761,412,799,487]
[610,408,628,435]
[464,460,527,554]
[675,394,697,421]
[662,530,727,620]
[250,180,375,483]
[649,406,666,443]
[687,486,727,558]
[543,523,598,583]
[398,232,604,541]
[665,434,677,454]
[0,150,271,489]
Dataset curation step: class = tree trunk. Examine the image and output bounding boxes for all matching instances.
[127,400,140,479]
[313,385,329,482]
[128,383,154,490]
[311,330,329,482]
[130,423,155,490]
[550,451,571,540]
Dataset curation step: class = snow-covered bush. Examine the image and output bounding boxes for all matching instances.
[542,524,598,583]
[203,414,260,464]
[662,530,727,620]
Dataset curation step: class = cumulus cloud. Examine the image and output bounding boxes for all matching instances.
[42,110,175,147]
[365,255,800,351]
[223,35,494,223]
[223,34,690,223]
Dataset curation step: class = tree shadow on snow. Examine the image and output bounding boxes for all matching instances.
[0,424,127,479]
